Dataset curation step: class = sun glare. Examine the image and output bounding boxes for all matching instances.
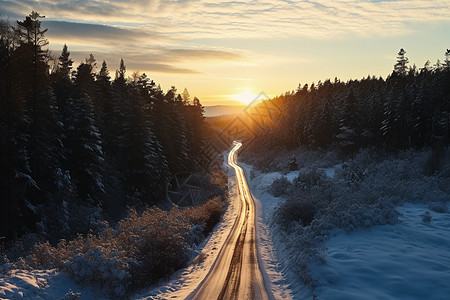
[233,89,258,105]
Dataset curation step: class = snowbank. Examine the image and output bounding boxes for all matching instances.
[242,163,309,298]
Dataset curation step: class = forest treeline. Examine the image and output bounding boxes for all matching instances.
[0,12,208,243]
[252,48,450,156]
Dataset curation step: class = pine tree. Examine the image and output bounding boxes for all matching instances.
[52,45,73,117]
[316,99,335,148]
[394,48,409,76]
[15,12,62,178]
[56,44,73,81]
[337,89,360,152]
[410,82,429,147]
[434,59,442,72]
[74,57,96,97]
[182,88,190,104]
[420,60,432,73]
[115,58,126,85]
[14,13,66,237]
[94,60,112,122]
[42,168,76,243]
[163,87,190,172]
[444,49,450,71]
[184,96,206,158]
[93,60,128,217]
[63,90,104,204]
[122,86,169,204]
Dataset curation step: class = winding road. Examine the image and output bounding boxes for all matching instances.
[188,141,269,300]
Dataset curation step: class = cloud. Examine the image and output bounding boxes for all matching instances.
[44,20,164,41]
[163,49,244,61]
[4,0,450,75]
[127,62,201,74]
[40,19,244,74]
[3,0,450,40]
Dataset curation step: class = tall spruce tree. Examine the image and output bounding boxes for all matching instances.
[64,62,105,204]
[394,48,409,76]
[16,12,64,211]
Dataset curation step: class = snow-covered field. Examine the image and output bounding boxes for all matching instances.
[312,203,450,300]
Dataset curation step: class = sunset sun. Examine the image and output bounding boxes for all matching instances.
[233,89,258,105]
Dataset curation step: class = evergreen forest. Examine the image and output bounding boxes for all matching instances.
[0,12,208,244]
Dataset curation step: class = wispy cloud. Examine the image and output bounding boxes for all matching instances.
[44,21,165,42]
[4,0,450,40]
[41,20,244,74]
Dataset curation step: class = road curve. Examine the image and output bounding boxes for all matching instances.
[188,141,269,300]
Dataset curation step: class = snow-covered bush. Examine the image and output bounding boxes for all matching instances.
[293,168,327,189]
[0,255,11,273]
[428,201,449,213]
[276,199,316,227]
[70,246,131,297]
[64,289,81,300]
[27,197,225,297]
[269,176,292,197]
[422,211,432,222]
[4,233,42,262]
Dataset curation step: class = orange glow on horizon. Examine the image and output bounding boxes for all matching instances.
[231,89,259,105]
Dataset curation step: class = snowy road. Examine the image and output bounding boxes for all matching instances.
[188,141,269,300]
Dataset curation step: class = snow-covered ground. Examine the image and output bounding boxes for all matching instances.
[242,163,313,298]
[0,269,105,299]
[312,202,450,300]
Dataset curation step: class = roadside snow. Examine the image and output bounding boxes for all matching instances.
[0,269,105,300]
[312,202,450,300]
[241,163,300,299]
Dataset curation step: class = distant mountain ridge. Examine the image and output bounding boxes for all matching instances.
[204,105,245,117]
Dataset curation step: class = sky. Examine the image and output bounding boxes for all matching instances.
[1,0,450,105]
